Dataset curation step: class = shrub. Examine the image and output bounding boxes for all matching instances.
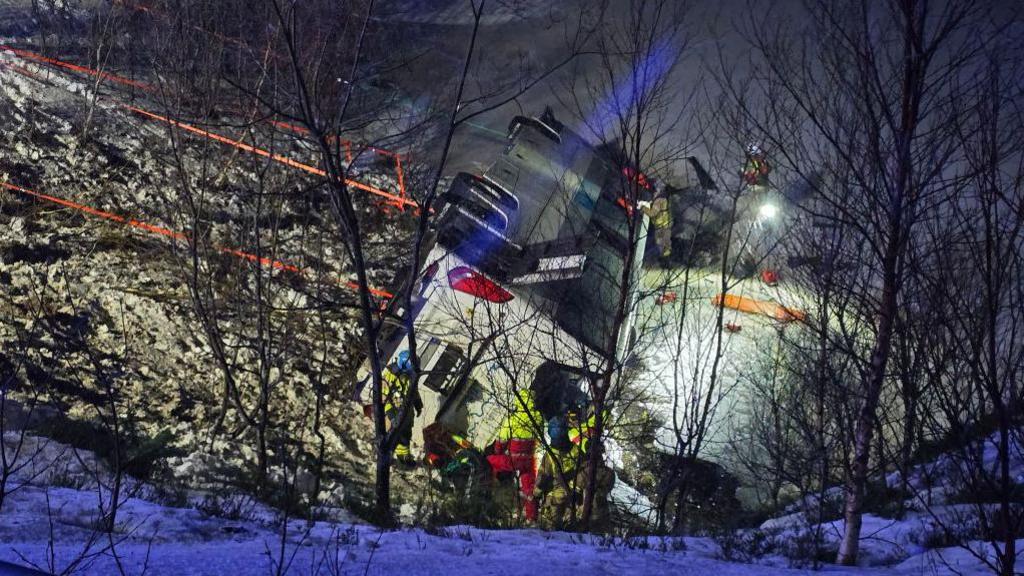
[48,467,90,491]
[713,528,778,563]
[781,528,837,568]
[196,492,259,522]
[32,418,182,482]
[423,525,475,541]
[862,481,912,520]
[911,517,983,550]
[149,482,190,509]
[655,536,687,552]
[947,481,1024,506]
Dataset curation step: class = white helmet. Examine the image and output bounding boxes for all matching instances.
[746,143,762,156]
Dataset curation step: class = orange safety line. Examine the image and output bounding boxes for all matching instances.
[122,104,419,208]
[394,155,407,200]
[0,45,152,91]
[270,120,361,161]
[0,181,394,300]
[0,47,396,165]
[1,181,185,240]
[0,45,412,206]
[271,119,402,160]
[269,119,310,136]
[118,0,408,191]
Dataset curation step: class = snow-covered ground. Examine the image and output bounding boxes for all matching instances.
[0,433,1018,575]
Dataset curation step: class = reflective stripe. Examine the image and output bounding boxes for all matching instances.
[452,434,473,450]
[382,367,409,413]
[568,410,609,453]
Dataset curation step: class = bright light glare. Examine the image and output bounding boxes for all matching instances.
[759,203,779,219]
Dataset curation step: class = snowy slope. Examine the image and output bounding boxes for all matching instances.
[0,435,1017,576]
[1,487,1015,575]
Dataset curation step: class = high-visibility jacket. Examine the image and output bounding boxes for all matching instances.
[495,389,542,441]
[382,365,421,414]
[650,196,671,229]
[742,157,771,186]
[569,409,610,453]
[537,445,584,490]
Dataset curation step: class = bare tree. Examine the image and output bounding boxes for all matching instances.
[912,56,1024,576]
[80,4,126,138]
[544,0,703,529]
[736,0,1002,564]
[0,285,48,516]
[649,106,794,533]
[108,0,362,516]
[257,0,599,522]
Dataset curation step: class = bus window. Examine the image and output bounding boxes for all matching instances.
[420,344,466,396]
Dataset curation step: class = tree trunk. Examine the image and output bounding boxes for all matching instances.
[998,419,1015,576]
[899,379,917,502]
[836,258,898,565]
[375,447,392,522]
[579,387,607,529]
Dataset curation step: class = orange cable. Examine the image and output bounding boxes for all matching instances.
[0,181,394,300]
[0,44,152,91]
[122,104,418,208]
[0,45,412,205]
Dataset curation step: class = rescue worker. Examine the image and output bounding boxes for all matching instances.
[486,388,543,523]
[535,445,581,529]
[535,410,587,529]
[640,190,673,266]
[568,406,615,531]
[576,454,615,531]
[568,405,608,454]
[382,350,422,467]
[423,421,492,522]
[742,143,771,188]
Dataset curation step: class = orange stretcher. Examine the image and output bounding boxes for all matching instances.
[711,293,806,323]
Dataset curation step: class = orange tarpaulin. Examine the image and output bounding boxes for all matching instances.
[711,293,806,323]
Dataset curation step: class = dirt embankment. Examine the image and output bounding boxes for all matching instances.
[0,30,420,514]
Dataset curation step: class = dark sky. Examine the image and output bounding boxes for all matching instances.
[390,0,771,176]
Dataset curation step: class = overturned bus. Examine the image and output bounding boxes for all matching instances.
[356,110,649,450]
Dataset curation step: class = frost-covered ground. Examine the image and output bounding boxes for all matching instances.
[0,448,1011,573]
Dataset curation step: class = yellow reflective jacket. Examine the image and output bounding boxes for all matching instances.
[496,389,542,441]
[538,444,585,491]
[382,366,410,414]
[569,409,610,453]
[651,196,671,229]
